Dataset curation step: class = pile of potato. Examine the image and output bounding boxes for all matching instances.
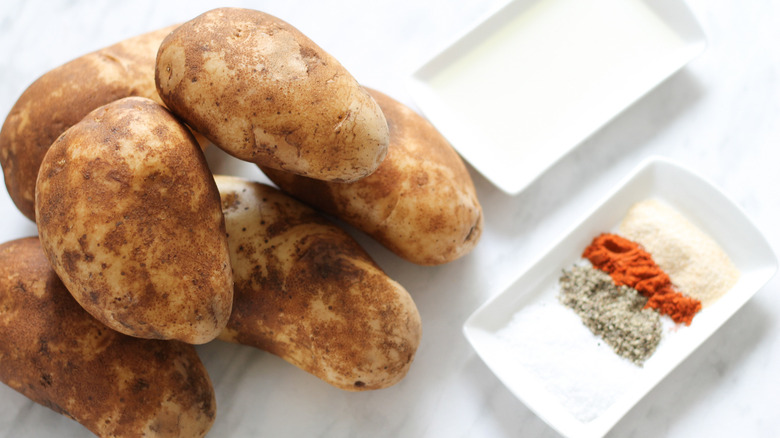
[0,7,482,437]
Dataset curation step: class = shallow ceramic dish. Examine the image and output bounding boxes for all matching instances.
[462,157,777,438]
[407,0,707,195]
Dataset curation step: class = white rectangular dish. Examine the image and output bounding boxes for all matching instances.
[407,0,707,195]
[462,157,777,438]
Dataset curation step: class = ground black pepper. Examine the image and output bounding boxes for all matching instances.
[558,265,662,366]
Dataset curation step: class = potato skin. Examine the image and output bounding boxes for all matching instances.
[262,88,483,265]
[0,25,178,222]
[156,7,389,182]
[35,97,233,344]
[215,176,421,391]
[0,237,216,438]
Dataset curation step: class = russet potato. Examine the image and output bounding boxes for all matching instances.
[0,25,179,222]
[156,8,389,182]
[215,175,422,391]
[35,97,232,344]
[0,237,216,437]
[262,88,483,266]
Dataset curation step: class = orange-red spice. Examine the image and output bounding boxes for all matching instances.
[583,233,702,325]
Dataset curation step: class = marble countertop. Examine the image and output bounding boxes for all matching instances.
[1,1,778,437]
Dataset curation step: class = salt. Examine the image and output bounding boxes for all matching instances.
[495,283,648,423]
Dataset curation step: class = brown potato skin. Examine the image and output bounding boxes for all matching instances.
[35,97,233,344]
[262,88,483,266]
[215,176,422,391]
[156,8,389,182]
[0,237,216,438]
[0,25,179,222]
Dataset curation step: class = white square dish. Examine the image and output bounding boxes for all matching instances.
[407,0,707,195]
[462,157,777,438]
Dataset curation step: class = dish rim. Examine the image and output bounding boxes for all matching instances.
[406,0,708,195]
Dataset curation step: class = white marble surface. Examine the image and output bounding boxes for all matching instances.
[1,1,779,437]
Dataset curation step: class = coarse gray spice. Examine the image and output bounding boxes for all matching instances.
[558,265,662,366]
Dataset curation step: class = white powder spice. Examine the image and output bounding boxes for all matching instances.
[619,199,740,307]
[495,289,647,423]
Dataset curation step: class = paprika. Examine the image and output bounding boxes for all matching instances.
[583,233,701,325]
